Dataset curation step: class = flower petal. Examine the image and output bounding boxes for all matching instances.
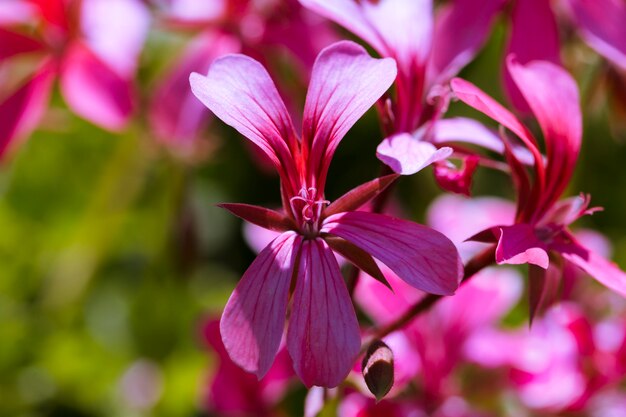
[508,59,582,215]
[557,241,626,298]
[220,232,302,378]
[322,211,462,295]
[433,155,479,196]
[503,0,561,112]
[429,0,506,84]
[564,0,626,71]
[299,0,432,73]
[376,132,452,175]
[81,0,150,77]
[189,54,298,184]
[431,117,503,153]
[324,173,399,217]
[0,62,54,157]
[60,43,133,130]
[218,203,295,232]
[302,41,396,189]
[150,32,239,146]
[287,238,360,387]
[495,224,549,269]
[0,28,45,61]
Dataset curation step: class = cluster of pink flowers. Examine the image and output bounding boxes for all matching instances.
[3,0,626,415]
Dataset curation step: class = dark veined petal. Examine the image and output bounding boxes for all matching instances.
[322,211,463,295]
[302,41,397,190]
[221,232,302,378]
[287,238,360,388]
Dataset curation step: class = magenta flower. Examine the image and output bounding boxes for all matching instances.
[0,0,149,157]
[300,0,508,194]
[189,41,463,387]
[451,58,626,309]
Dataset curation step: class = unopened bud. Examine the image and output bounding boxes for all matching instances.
[362,340,394,402]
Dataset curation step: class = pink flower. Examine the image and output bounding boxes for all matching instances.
[0,0,149,157]
[189,41,463,387]
[451,58,626,311]
[299,0,507,194]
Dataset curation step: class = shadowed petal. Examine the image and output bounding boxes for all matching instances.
[189,54,298,183]
[503,0,561,112]
[150,32,239,146]
[302,41,396,189]
[0,28,45,61]
[429,0,506,84]
[0,62,54,157]
[376,132,452,175]
[508,59,581,214]
[221,232,302,378]
[287,238,360,388]
[431,117,503,152]
[495,224,549,269]
[322,211,462,295]
[556,241,626,298]
[564,0,626,71]
[60,43,133,130]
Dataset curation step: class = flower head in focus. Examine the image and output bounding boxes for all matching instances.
[451,57,626,319]
[189,40,463,387]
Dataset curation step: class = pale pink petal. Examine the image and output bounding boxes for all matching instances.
[322,211,463,295]
[496,224,549,269]
[220,232,302,378]
[81,0,150,77]
[164,0,227,22]
[429,0,506,84]
[0,28,46,61]
[243,222,281,255]
[300,0,432,73]
[557,242,626,298]
[503,0,561,112]
[150,32,240,145]
[426,194,515,260]
[189,54,298,180]
[508,59,581,212]
[0,61,54,157]
[431,117,503,152]
[302,41,396,189]
[0,1,37,24]
[450,77,538,154]
[376,132,452,175]
[564,0,626,71]
[287,238,360,387]
[60,43,133,130]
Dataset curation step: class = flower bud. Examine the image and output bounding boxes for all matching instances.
[361,340,394,402]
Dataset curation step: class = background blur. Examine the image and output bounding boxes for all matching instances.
[1,1,626,416]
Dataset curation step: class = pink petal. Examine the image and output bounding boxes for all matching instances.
[220,232,302,378]
[429,0,506,84]
[508,59,582,214]
[189,54,298,182]
[218,203,295,232]
[564,0,626,71]
[150,32,240,146]
[0,1,37,24]
[322,211,463,295]
[287,238,360,387]
[60,43,133,130]
[503,0,561,113]
[433,155,479,196]
[431,117,503,153]
[0,62,54,157]
[302,41,396,189]
[495,224,549,269]
[243,222,281,255]
[376,132,452,175]
[557,241,626,298]
[81,0,150,77]
[0,28,46,61]
[299,0,432,73]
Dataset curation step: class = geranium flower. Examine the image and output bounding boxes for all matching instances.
[451,58,626,312]
[0,0,149,157]
[300,0,508,195]
[190,41,463,387]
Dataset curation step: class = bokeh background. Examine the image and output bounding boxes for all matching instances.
[1,1,626,416]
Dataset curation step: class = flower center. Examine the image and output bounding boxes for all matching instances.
[289,187,329,237]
